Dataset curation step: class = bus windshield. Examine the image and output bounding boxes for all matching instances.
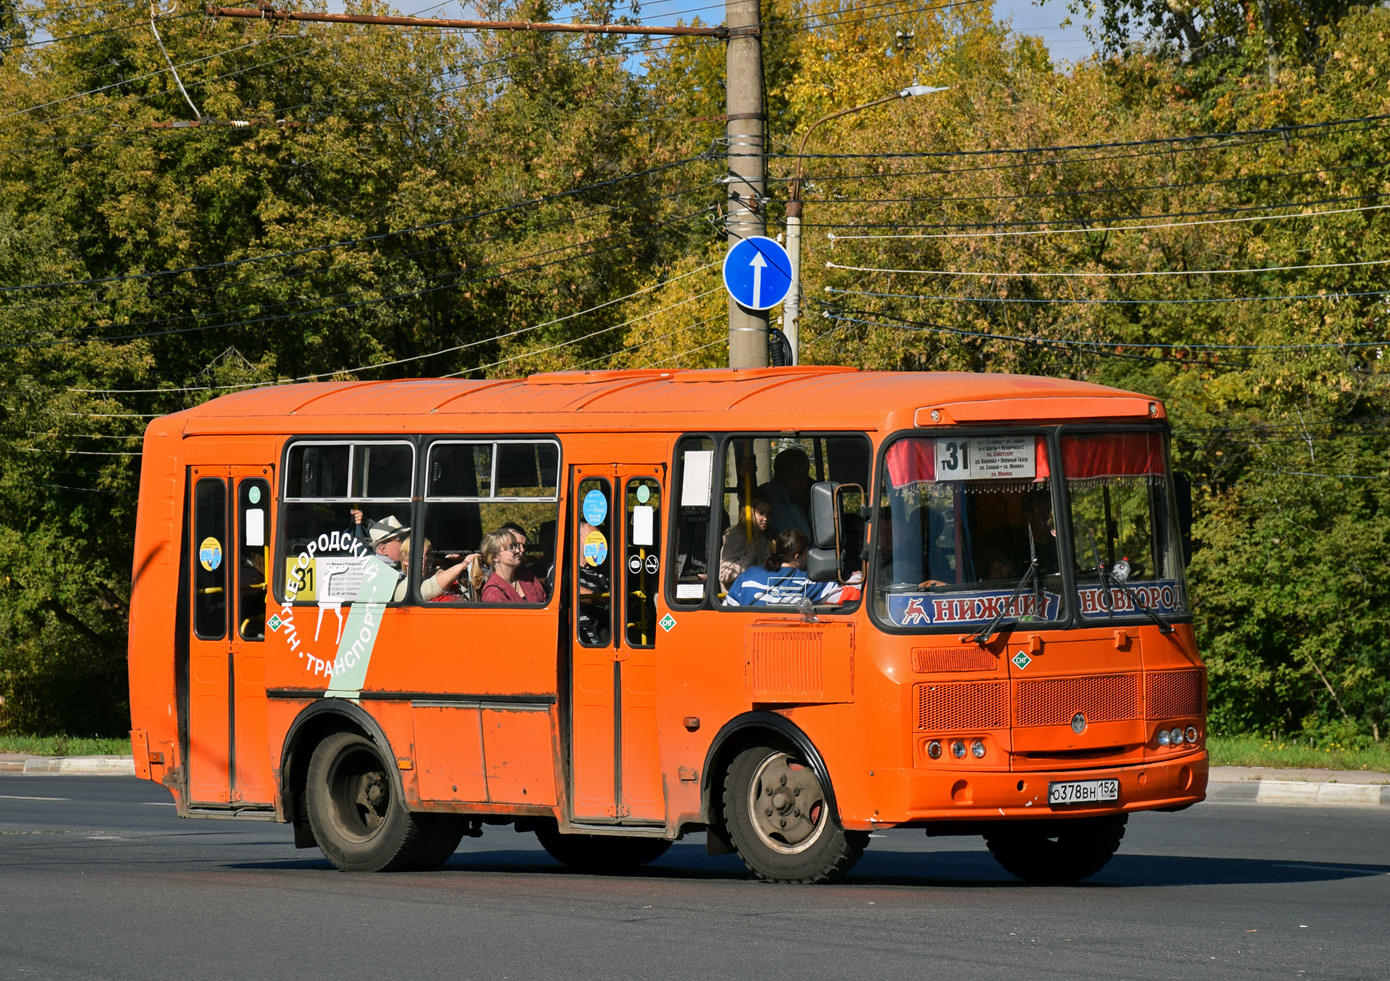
[1063,430,1188,622]
[872,429,1188,630]
[874,433,1063,630]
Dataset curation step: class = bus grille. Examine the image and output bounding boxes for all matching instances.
[1146,668,1206,718]
[915,681,1010,731]
[911,647,997,673]
[748,632,823,697]
[1015,674,1140,727]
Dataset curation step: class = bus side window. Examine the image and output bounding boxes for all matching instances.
[672,437,714,606]
[237,478,271,641]
[577,477,612,646]
[193,477,227,640]
[422,439,560,604]
[624,477,661,647]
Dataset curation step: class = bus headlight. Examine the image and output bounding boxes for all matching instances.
[1156,728,1171,747]
[1169,727,1185,745]
[971,739,986,759]
[951,740,967,759]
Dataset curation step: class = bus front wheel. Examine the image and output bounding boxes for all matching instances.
[722,745,867,884]
[306,730,429,872]
[983,813,1128,884]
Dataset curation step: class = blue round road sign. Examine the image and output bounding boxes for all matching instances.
[723,236,792,311]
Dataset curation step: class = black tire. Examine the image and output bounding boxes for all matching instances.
[306,730,429,872]
[984,814,1128,884]
[722,744,868,884]
[406,815,469,871]
[534,823,672,873]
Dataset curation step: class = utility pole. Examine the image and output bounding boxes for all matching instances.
[724,0,767,369]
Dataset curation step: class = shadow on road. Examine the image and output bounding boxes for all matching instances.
[228,840,1390,888]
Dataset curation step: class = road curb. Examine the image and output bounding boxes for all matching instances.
[1207,766,1390,808]
[0,755,136,776]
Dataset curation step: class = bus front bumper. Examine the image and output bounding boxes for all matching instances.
[843,753,1208,831]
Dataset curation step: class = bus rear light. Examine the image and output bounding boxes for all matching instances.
[971,739,986,759]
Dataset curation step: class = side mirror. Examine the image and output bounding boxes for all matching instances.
[809,481,839,549]
[806,481,864,583]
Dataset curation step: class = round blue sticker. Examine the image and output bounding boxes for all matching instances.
[582,489,608,526]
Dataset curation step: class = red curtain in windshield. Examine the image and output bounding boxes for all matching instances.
[885,440,936,485]
[885,436,1050,486]
[1062,432,1165,479]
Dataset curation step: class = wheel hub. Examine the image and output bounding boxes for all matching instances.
[748,753,826,853]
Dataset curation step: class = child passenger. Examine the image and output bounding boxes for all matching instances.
[719,489,773,588]
[723,529,847,607]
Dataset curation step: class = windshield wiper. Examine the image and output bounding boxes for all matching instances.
[1088,532,1173,635]
[968,527,1038,647]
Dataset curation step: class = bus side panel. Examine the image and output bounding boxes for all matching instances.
[128,425,185,796]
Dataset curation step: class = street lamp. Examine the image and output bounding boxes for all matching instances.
[783,84,948,364]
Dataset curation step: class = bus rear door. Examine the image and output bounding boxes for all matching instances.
[568,465,666,825]
[185,466,275,807]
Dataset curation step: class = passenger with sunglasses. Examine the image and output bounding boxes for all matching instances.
[475,527,547,604]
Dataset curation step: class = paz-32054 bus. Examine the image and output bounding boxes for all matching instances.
[127,366,1205,883]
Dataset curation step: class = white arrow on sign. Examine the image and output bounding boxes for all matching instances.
[749,251,767,309]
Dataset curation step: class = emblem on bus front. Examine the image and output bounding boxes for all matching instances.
[1072,713,1088,734]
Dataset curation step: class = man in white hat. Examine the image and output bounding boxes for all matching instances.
[365,515,411,601]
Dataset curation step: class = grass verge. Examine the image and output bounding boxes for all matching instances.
[1209,734,1390,772]
[0,735,131,757]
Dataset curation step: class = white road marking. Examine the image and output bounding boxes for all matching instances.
[0,794,68,802]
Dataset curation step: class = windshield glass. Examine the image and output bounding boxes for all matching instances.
[873,434,1064,629]
[1063,431,1188,620]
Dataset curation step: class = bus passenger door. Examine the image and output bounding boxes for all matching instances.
[568,465,666,825]
[185,466,275,807]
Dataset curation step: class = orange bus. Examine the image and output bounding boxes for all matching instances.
[127,366,1206,883]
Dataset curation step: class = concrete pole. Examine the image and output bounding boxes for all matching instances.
[725,0,768,369]
[783,201,802,364]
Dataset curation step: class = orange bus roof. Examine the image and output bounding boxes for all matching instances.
[154,366,1164,437]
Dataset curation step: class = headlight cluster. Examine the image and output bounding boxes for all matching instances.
[925,738,987,761]
[1154,724,1201,748]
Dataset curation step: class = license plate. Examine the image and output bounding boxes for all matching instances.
[1048,778,1120,806]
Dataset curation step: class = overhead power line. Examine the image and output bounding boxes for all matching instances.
[826,202,1390,241]
[826,285,1390,305]
[826,258,1390,278]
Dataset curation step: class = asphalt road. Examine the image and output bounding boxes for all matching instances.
[2,776,1386,980]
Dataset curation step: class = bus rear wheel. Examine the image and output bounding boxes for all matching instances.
[983,813,1128,884]
[534,823,671,873]
[723,744,867,884]
[306,730,429,872]
[406,815,468,871]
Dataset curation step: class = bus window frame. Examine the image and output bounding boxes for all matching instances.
[276,437,416,606]
[668,430,873,614]
[1055,423,1190,628]
[668,434,718,611]
[419,435,562,605]
[868,426,1068,636]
